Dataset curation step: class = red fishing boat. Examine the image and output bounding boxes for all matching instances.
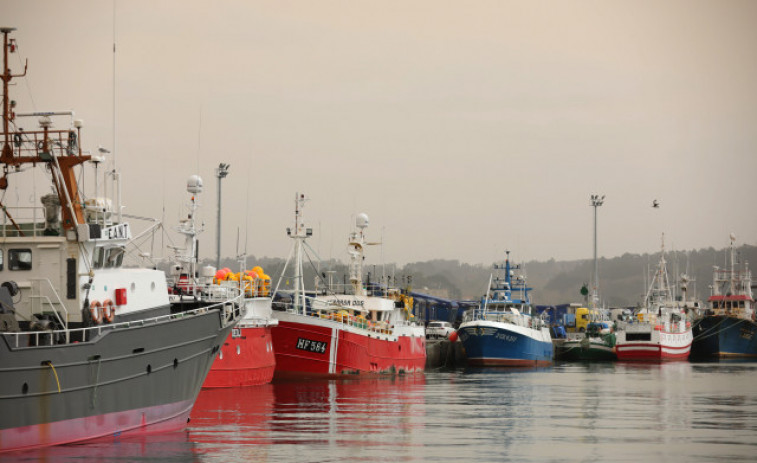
[615,235,694,361]
[167,178,276,388]
[270,194,426,378]
[202,294,276,388]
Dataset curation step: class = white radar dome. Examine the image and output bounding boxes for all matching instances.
[187,175,203,194]
[356,213,369,229]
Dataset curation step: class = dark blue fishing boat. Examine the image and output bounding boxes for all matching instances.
[691,235,756,359]
[457,252,552,367]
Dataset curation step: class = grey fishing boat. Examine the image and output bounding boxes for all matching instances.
[0,27,242,453]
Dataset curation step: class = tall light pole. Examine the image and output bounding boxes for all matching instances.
[216,163,230,269]
[590,194,605,309]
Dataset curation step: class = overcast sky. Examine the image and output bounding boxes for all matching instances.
[4,0,757,266]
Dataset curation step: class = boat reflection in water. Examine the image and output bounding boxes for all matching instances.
[189,375,426,461]
[1,431,196,463]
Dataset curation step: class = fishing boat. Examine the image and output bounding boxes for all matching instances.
[615,236,693,361]
[691,234,756,359]
[166,178,276,387]
[559,320,616,362]
[558,305,617,362]
[457,251,553,367]
[0,28,242,452]
[270,193,425,377]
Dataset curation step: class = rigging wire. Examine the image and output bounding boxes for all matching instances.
[15,49,36,112]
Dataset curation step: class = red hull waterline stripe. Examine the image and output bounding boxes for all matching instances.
[0,399,194,453]
[616,342,692,361]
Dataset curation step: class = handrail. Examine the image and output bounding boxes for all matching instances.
[275,300,422,336]
[2,290,244,349]
[0,205,47,237]
[29,278,69,332]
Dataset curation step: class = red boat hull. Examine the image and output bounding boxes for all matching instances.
[271,318,425,378]
[616,341,692,361]
[616,327,693,362]
[203,326,276,388]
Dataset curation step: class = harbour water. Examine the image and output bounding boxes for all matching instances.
[7,362,757,462]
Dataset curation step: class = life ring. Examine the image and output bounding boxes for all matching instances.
[89,300,103,324]
[101,299,116,323]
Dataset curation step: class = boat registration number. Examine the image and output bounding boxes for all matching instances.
[296,337,328,354]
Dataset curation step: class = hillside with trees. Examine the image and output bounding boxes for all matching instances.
[206,244,757,307]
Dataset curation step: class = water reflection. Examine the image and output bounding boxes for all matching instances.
[189,375,427,462]
[2,431,195,463]
[7,363,757,462]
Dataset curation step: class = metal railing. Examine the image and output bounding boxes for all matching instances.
[3,290,244,349]
[462,307,547,330]
[28,277,70,338]
[276,299,420,336]
[0,206,47,237]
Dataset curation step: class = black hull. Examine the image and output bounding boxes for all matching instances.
[691,315,757,359]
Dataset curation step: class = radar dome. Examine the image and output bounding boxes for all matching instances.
[356,213,369,229]
[187,175,203,194]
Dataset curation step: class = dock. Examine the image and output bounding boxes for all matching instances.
[425,339,467,369]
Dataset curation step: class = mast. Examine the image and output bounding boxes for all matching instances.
[349,213,369,297]
[176,175,203,284]
[285,193,311,314]
[1,28,91,234]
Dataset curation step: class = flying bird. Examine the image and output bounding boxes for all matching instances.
[652,200,660,208]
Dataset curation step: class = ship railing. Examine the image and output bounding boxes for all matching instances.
[0,206,48,237]
[9,126,81,158]
[302,304,397,336]
[238,315,277,328]
[3,292,244,349]
[709,307,750,318]
[28,277,70,334]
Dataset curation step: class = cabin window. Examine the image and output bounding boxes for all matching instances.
[105,247,124,268]
[8,249,32,271]
[93,247,105,269]
[0,249,3,270]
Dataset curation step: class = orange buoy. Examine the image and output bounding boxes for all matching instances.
[89,300,103,324]
[101,299,116,323]
[448,331,458,342]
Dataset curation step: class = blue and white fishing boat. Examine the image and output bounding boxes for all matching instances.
[457,252,553,367]
[691,234,756,359]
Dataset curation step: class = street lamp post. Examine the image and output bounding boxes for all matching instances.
[590,194,605,309]
[216,163,230,269]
